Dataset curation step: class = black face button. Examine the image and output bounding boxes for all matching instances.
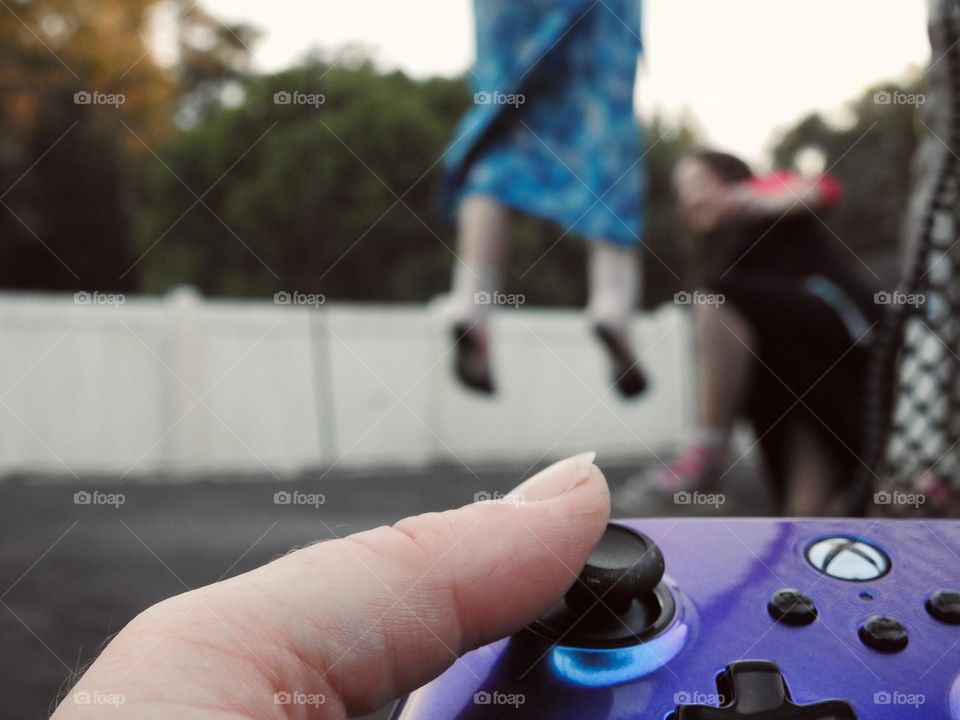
[768,589,818,626]
[858,615,908,653]
[927,589,960,624]
[672,661,858,719]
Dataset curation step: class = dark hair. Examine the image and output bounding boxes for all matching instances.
[678,150,757,282]
[688,149,754,184]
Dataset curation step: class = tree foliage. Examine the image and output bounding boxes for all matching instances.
[772,79,923,285]
[0,0,264,291]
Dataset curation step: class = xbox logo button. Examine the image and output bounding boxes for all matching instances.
[806,537,891,581]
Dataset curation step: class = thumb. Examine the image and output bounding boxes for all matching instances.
[58,453,609,719]
[253,451,609,716]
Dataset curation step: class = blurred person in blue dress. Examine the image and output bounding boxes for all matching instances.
[440,0,648,397]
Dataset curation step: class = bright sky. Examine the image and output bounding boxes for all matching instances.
[192,0,930,162]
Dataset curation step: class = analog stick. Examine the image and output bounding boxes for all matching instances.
[565,524,666,615]
[526,523,675,648]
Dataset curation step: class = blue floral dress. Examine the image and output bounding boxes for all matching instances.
[441,0,645,247]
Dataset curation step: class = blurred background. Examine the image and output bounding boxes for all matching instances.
[0,1,936,718]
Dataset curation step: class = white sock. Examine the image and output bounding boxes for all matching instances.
[442,258,502,324]
[586,242,640,329]
[695,426,730,450]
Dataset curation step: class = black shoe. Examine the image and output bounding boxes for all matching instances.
[453,322,495,395]
[593,323,647,399]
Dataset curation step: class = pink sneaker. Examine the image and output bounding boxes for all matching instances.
[615,443,728,512]
[646,443,728,494]
[914,472,955,513]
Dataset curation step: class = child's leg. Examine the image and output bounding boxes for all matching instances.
[695,301,756,444]
[586,241,639,330]
[444,194,512,394]
[782,418,842,516]
[586,241,646,397]
[444,194,512,325]
[642,301,756,492]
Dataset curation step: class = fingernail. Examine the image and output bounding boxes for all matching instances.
[506,452,597,502]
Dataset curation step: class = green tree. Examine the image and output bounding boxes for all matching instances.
[0,0,174,291]
[135,58,469,299]
[771,78,924,285]
[0,0,260,292]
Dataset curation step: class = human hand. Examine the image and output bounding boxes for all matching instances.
[718,182,788,221]
[52,452,609,719]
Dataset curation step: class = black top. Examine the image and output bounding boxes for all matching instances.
[700,215,872,298]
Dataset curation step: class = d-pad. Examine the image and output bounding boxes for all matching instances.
[672,661,857,719]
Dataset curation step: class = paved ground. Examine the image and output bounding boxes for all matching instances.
[0,458,769,720]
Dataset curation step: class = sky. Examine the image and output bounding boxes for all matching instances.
[188,0,931,162]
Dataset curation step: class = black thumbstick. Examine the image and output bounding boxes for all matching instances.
[524,523,675,649]
[565,525,665,614]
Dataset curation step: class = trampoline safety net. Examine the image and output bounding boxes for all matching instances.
[863,0,960,517]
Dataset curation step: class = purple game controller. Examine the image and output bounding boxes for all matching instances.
[391,519,960,719]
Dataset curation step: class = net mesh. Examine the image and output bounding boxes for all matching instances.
[864,0,960,517]
[884,215,960,483]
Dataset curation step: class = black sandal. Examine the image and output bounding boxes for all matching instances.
[452,322,495,395]
[593,323,647,398]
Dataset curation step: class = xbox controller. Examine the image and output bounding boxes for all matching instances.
[390,519,960,719]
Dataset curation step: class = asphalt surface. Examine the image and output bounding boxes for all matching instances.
[0,459,770,720]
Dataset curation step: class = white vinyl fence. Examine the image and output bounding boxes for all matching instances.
[0,290,697,479]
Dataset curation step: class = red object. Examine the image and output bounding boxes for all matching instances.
[815,173,844,206]
[747,171,844,207]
